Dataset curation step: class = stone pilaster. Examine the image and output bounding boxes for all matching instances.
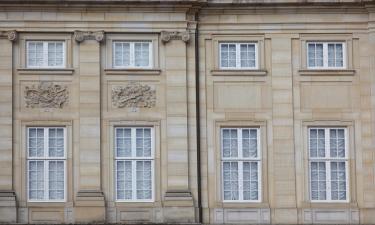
[162,30,195,223]
[74,31,105,223]
[0,31,17,223]
[270,35,297,224]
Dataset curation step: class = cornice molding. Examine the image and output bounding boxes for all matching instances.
[0,30,17,41]
[74,30,105,43]
[161,30,190,43]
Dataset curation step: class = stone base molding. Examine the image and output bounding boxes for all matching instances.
[75,190,106,223]
[163,190,195,223]
[0,191,17,223]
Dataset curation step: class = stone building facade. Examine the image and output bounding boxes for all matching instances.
[0,0,375,224]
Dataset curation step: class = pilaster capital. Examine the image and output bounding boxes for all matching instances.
[73,30,105,43]
[0,30,17,42]
[161,30,190,44]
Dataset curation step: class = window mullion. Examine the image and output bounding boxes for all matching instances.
[44,160,48,201]
[131,128,136,158]
[149,42,153,68]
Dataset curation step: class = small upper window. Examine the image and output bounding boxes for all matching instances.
[113,41,152,69]
[27,41,65,68]
[307,42,345,69]
[220,43,258,69]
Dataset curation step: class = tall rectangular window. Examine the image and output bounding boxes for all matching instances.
[27,41,65,68]
[115,127,154,201]
[221,128,261,202]
[220,43,258,69]
[307,42,345,69]
[27,127,66,202]
[309,127,349,202]
[113,41,152,68]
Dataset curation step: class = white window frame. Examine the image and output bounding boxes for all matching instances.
[112,41,153,69]
[27,127,67,202]
[306,42,346,69]
[221,127,262,203]
[308,127,349,203]
[114,127,155,202]
[26,41,66,69]
[219,42,258,70]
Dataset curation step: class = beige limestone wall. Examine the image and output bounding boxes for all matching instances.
[0,1,374,224]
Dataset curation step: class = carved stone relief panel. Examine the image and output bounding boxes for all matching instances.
[24,82,69,108]
[111,82,156,108]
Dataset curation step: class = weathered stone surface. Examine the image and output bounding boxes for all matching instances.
[111,83,156,108]
[24,82,69,108]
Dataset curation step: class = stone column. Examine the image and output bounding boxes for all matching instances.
[161,30,195,223]
[74,31,105,223]
[0,30,17,223]
[270,35,297,224]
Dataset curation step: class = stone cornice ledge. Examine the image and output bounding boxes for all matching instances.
[17,68,75,75]
[104,68,161,75]
[211,69,267,76]
[299,69,356,76]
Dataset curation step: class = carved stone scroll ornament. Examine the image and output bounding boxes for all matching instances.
[24,82,69,108]
[0,30,17,41]
[112,83,156,108]
[74,30,104,43]
[161,30,190,43]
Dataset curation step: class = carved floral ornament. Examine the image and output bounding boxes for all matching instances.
[161,30,190,43]
[73,30,105,43]
[112,82,156,108]
[0,30,17,41]
[24,82,69,109]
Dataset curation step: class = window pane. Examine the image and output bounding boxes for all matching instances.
[243,162,259,200]
[309,129,325,158]
[116,128,132,157]
[116,160,132,200]
[223,162,239,200]
[330,161,347,200]
[136,161,152,200]
[114,42,130,67]
[48,128,64,157]
[134,42,150,67]
[240,44,256,68]
[47,42,64,67]
[48,161,64,200]
[136,128,152,157]
[310,162,326,200]
[222,129,238,158]
[27,42,44,67]
[29,128,44,157]
[242,129,257,158]
[330,128,345,158]
[29,161,45,200]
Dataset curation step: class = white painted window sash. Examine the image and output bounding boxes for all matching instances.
[26,41,66,69]
[115,127,155,202]
[219,42,258,70]
[113,41,152,69]
[221,127,261,202]
[27,127,66,202]
[308,127,349,202]
[307,42,346,69]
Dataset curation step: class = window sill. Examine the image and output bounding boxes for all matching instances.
[104,68,161,75]
[17,68,74,75]
[27,202,67,207]
[211,69,267,76]
[299,69,355,76]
